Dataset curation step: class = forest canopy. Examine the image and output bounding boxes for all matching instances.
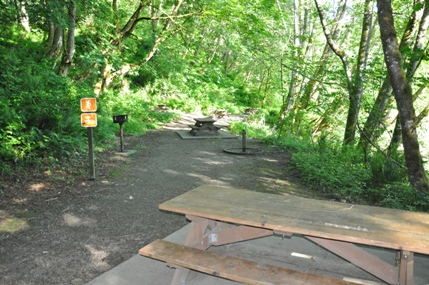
[1,0,429,211]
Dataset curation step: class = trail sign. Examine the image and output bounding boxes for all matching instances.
[81,98,97,112]
[81,113,97,127]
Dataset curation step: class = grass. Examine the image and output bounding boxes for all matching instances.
[0,215,29,233]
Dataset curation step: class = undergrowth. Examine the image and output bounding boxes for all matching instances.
[273,132,429,212]
[228,119,429,212]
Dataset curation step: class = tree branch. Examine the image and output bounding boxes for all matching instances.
[313,0,351,86]
[136,9,204,23]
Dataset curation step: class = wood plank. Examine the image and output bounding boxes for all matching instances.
[139,239,356,285]
[159,185,429,254]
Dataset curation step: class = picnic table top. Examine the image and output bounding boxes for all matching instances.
[159,185,429,255]
[194,117,216,123]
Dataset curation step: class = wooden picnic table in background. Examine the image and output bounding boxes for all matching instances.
[188,116,221,136]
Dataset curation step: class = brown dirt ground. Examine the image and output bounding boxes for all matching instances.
[0,113,309,285]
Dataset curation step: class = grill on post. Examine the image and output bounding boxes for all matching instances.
[113,115,128,152]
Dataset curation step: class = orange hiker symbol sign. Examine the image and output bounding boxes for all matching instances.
[80,98,97,112]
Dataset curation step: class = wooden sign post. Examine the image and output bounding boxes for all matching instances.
[80,98,97,180]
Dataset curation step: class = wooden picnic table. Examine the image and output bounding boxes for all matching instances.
[140,185,429,285]
[188,117,221,136]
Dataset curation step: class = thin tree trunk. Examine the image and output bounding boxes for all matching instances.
[59,0,76,76]
[343,0,373,144]
[377,0,428,191]
[112,0,149,47]
[283,0,300,116]
[314,0,372,144]
[145,0,184,62]
[95,0,203,93]
[19,1,30,32]
[46,24,63,58]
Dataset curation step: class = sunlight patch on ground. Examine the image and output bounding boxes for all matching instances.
[203,159,232,166]
[85,244,111,270]
[258,177,294,187]
[195,151,218,156]
[110,154,131,161]
[163,125,188,130]
[63,213,96,227]
[0,211,29,233]
[29,182,46,192]
[261,158,279,163]
[258,167,283,176]
[257,176,306,195]
[194,157,233,166]
[187,173,230,186]
[163,169,181,175]
[13,197,27,204]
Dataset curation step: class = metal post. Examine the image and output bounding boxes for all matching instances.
[242,129,247,152]
[88,127,95,180]
[120,123,124,152]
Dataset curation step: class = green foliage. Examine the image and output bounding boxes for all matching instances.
[288,139,371,203]
[272,131,429,211]
[229,109,275,139]
[100,89,180,137]
[364,183,429,212]
[367,150,408,185]
[0,38,84,166]
[229,121,271,139]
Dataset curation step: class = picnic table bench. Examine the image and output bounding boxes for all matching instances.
[139,185,429,285]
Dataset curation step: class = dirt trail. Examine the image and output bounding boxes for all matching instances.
[0,113,306,285]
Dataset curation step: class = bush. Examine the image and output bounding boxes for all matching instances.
[0,42,84,163]
[366,183,429,212]
[274,131,429,211]
[290,149,371,203]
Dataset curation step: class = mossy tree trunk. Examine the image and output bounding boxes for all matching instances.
[377,0,429,192]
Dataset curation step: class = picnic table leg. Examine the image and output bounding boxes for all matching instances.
[170,216,210,285]
[398,250,414,285]
[307,236,399,284]
[208,124,220,135]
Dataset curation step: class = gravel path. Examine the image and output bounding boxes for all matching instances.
[0,113,306,285]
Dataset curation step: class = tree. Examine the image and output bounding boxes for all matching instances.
[94,0,203,94]
[359,0,429,156]
[314,0,373,145]
[377,0,429,191]
[58,0,76,76]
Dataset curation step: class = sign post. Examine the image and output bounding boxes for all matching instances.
[81,98,97,181]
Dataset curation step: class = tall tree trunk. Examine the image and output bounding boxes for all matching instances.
[387,0,429,154]
[361,0,427,153]
[377,0,428,191]
[59,0,76,76]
